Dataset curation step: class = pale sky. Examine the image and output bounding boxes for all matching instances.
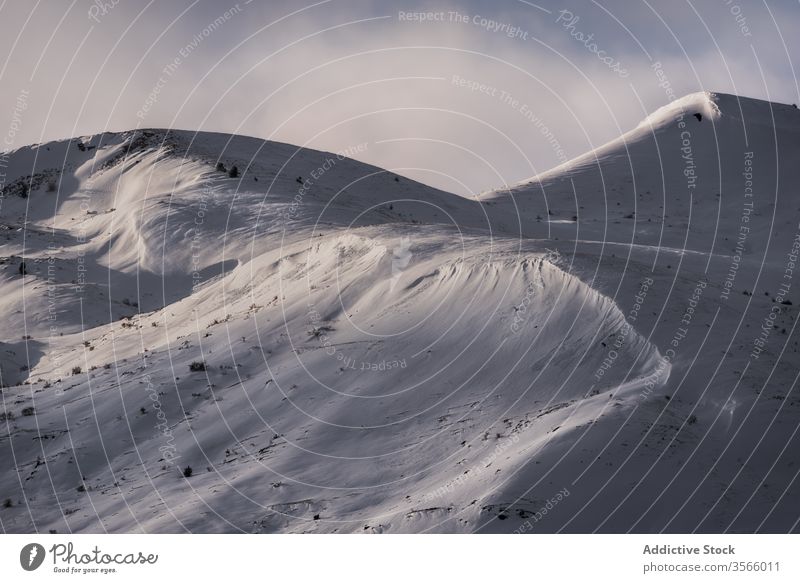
[1,0,797,194]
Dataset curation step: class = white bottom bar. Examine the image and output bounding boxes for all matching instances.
[1,534,798,582]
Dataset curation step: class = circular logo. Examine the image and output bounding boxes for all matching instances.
[19,543,46,571]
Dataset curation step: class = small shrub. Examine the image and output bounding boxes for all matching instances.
[76,484,86,493]
[188,361,206,372]
[216,162,226,173]
[228,165,239,178]
[183,466,193,478]
[687,415,698,425]
[2,498,11,508]
[21,407,35,417]
[72,366,82,375]
[0,411,14,422]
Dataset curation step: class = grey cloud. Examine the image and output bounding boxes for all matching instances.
[0,0,797,194]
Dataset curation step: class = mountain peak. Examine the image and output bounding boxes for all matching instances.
[636,91,722,130]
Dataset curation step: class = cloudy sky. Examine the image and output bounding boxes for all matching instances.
[1,0,797,195]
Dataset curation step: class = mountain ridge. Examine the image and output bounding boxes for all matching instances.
[1,91,799,533]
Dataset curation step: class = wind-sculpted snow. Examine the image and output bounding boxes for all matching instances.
[1,92,800,533]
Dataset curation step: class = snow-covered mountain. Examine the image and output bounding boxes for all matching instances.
[1,92,799,533]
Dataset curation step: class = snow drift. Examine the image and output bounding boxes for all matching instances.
[1,92,799,533]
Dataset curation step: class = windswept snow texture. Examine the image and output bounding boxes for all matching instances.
[1,92,800,533]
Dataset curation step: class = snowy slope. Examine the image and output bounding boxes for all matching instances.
[1,92,799,533]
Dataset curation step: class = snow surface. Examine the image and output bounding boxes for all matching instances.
[1,92,799,533]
